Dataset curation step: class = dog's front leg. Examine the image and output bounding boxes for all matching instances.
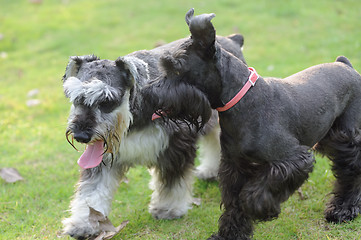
[205,160,253,240]
[196,124,221,180]
[210,160,254,240]
[62,164,123,239]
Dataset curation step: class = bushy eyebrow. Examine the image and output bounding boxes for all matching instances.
[63,77,122,106]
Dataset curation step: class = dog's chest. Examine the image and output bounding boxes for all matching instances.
[116,125,169,165]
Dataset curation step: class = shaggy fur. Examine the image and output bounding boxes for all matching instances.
[150,10,361,240]
[61,9,246,239]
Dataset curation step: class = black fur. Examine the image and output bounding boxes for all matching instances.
[152,10,361,239]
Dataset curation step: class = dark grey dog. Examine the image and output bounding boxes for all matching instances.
[150,11,361,240]
[61,9,245,239]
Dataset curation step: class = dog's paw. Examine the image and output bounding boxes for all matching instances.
[195,166,218,180]
[149,207,188,220]
[207,234,226,240]
[325,204,360,223]
[63,226,98,240]
[207,233,250,240]
[240,185,281,221]
[62,218,99,240]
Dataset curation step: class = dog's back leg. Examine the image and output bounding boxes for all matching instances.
[148,129,197,219]
[316,126,361,223]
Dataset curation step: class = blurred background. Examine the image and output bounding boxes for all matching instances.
[1,0,361,239]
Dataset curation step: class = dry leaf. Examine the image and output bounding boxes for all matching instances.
[27,89,40,98]
[0,168,24,183]
[297,187,305,200]
[26,99,41,107]
[93,221,129,240]
[0,52,7,59]
[89,207,116,232]
[121,177,129,184]
[88,207,129,240]
[192,197,202,206]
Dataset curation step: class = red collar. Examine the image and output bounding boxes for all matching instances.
[216,67,259,112]
[152,110,165,121]
[152,67,259,120]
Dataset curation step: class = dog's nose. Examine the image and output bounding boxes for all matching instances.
[73,132,91,143]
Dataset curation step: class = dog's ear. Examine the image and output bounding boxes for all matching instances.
[186,9,216,58]
[115,57,130,75]
[159,50,187,78]
[63,55,99,82]
[227,33,244,49]
[185,8,195,26]
[115,56,141,88]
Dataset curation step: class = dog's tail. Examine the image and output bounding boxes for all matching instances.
[336,56,353,68]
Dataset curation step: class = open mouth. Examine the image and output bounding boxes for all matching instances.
[77,140,105,169]
[66,130,106,169]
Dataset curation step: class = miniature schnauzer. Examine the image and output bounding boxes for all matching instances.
[150,10,361,239]
[61,9,246,239]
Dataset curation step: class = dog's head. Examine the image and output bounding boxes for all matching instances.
[63,55,147,168]
[152,9,232,128]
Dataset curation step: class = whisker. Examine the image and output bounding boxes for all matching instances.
[66,129,79,151]
[92,129,117,168]
[110,153,114,168]
[112,132,120,144]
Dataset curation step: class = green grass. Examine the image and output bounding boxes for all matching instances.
[1,0,361,239]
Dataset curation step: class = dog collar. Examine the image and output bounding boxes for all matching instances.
[216,67,259,112]
[152,110,166,121]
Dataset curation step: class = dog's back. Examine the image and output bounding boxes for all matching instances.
[280,56,361,146]
[127,34,245,83]
[242,57,361,155]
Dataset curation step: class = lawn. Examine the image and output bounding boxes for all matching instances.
[1,0,361,239]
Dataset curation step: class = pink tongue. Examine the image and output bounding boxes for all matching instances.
[77,141,104,169]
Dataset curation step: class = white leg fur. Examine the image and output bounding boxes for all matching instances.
[62,164,122,238]
[148,167,194,219]
[196,124,221,180]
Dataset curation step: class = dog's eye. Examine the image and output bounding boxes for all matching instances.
[98,100,119,113]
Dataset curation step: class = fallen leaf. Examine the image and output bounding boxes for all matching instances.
[89,207,116,232]
[0,52,7,59]
[27,89,40,98]
[93,221,129,240]
[192,197,202,206]
[92,231,107,240]
[88,207,129,240]
[0,168,24,183]
[297,187,306,200]
[121,177,129,184]
[26,99,41,107]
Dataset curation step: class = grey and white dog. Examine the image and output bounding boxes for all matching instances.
[151,11,361,240]
[61,9,245,239]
